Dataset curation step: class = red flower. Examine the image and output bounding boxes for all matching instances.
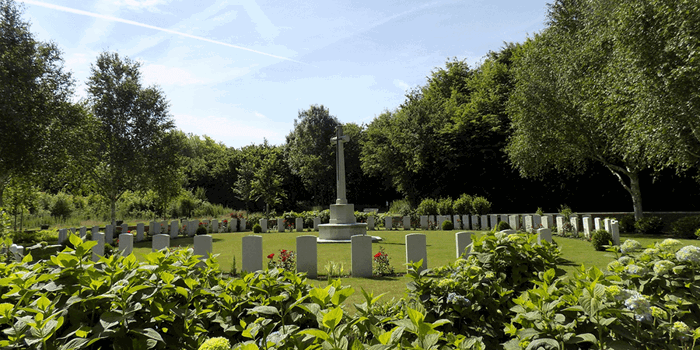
[282,256,287,262]
[199,222,203,226]
[267,253,274,259]
[374,252,382,258]
[281,249,287,253]
[127,230,131,233]
[223,220,228,223]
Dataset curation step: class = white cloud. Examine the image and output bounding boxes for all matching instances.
[174,112,289,147]
[393,79,410,91]
[141,64,205,86]
[113,0,170,12]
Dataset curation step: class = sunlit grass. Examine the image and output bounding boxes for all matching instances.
[124,229,700,305]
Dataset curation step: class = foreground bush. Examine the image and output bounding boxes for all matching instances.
[671,215,700,239]
[407,232,564,348]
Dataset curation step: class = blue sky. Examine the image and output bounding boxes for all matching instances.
[19,0,547,148]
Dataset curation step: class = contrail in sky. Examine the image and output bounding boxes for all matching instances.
[20,0,306,65]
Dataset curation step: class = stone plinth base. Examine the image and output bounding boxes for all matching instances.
[329,204,356,224]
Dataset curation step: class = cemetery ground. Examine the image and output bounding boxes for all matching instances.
[109,228,700,308]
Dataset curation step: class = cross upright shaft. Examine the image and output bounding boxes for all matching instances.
[330,125,350,205]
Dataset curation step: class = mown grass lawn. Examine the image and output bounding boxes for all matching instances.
[130,229,700,306]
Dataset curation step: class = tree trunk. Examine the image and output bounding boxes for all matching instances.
[629,171,643,221]
[111,199,116,226]
[605,164,644,221]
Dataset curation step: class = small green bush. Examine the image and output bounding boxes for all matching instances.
[635,216,664,235]
[671,215,700,239]
[388,199,412,215]
[471,196,491,215]
[441,220,454,230]
[50,192,73,219]
[252,223,262,233]
[696,228,700,239]
[416,198,439,216]
[436,197,454,216]
[619,214,636,233]
[195,224,208,235]
[497,220,511,231]
[591,229,613,251]
[452,194,473,215]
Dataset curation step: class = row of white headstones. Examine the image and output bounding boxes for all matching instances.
[56,218,248,246]
[51,229,555,279]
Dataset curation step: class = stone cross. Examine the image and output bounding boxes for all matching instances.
[330,125,350,205]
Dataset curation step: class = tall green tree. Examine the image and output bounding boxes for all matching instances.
[0,0,84,203]
[85,51,175,225]
[506,0,658,220]
[285,105,339,205]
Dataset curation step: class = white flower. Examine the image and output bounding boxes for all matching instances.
[660,239,682,251]
[624,292,651,322]
[620,240,642,254]
[676,245,700,263]
[618,256,633,265]
[653,260,675,275]
[624,264,646,275]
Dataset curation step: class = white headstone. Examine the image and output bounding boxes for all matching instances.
[604,218,612,233]
[405,233,427,273]
[500,215,508,226]
[149,221,157,237]
[570,217,579,235]
[610,220,620,245]
[351,235,373,278]
[490,215,498,230]
[556,216,565,234]
[533,215,542,229]
[313,217,320,231]
[136,223,145,242]
[92,226,99,236]
[211,220,219,233]
[296,235,317,278]
[537,228,552,244]
[429,215,436,229]
[239,218,246,231]
[455,231,472,258]
[92,232,105,262]
[242,235,263,272]
[104,225,113,244]
[524,215,534,233]
[509,215,519,230]
[229,218,238,232]
[420,216,429,230]
[403,216,411,230]
[543,215,553,229]
[58,228,68,244]
[480,215,488,230]
[260,219,268,233]
[367,216,375,230]
[170,221,179,238]
[292,217,301,232]
[121,223,129,236]
[462,215,470,230]
[437,215,446,229]
[594,217,602,231]
[582,216,592,238]
[471,215,480,230]
[277,218,285,232]
[385,216,392,230]
[193,235,213,261]
[119,233,133,257]
[153,234,170,252]
[189,221,197,236]
[79,226,87,239]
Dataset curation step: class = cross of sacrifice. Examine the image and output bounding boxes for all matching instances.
[330,125,350,205]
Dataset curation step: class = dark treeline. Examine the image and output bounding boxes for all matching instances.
[3,0,700,220]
